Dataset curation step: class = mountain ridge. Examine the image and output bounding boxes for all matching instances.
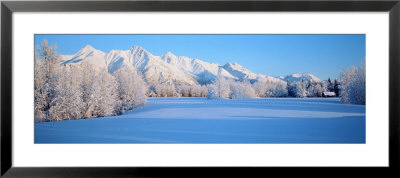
[60,45,323,86]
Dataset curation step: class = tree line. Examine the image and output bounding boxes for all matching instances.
[206,75,341,99]
[206,64,364,105]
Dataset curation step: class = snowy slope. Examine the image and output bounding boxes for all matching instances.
[60,45,320,86]
[62,45,198,85]
[222,62,285,84]
[105,46,198,85]
[159,51,237,84]
[61,45,107,69]
[283,73,323,83]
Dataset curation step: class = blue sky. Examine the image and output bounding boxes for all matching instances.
[35,34,365,80]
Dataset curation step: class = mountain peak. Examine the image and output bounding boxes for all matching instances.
[129,45,140,50]
[76,45,99,55]
[130,45,147,52]
[82,44,95,51]
[131,45,143,49]
[162,51,176,58]
[165,51,174,56]
[224,62,232,67]
[290,73,306,77]
[224,62,245,71]
[290,73,315,78]
[225,62,241,66]
[284,73,322,83]
[129,45,151,56]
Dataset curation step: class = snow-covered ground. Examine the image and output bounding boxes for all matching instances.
[35,97,365,143]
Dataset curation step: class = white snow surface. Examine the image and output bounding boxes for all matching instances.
[35,97,365,143]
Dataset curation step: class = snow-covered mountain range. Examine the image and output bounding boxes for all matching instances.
[281,73,323,83]
[60,45,322,85]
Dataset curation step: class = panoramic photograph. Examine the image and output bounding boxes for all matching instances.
[34,34,366,143]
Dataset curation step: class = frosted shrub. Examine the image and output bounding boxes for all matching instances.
[339,61,365,105]
[265,81,280,97]
[295,80,308,98]
[253,79,268,97]
[309,83,325,97]
[207,78,256,99]
[229,83,245,99]
[206,76,231,99]
[206,88,218,99]
[229,81,256,99]
[177,84,208,97]
[286,79,314,98]
[252,79,288,98]
[153,83,176,97]
[273,83,288,97]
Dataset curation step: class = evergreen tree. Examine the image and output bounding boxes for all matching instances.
[327,77,334,92]
[333,79,340,96]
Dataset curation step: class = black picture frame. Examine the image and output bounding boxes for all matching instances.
[1,0,399,177]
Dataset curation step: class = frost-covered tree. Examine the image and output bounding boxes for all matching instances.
[252,78,288,98]
[294,79,308,98]
[153,83,176,97]
[113,66,147,113]
[77,62,101,118]
[178,85,191,97]
[339,61,366,105]
[285,79,310,98]
[89,70,119,117]
[229,80,256,99]
[264,82,275,97]
[207,77,256,99]
[303,79,327,97]
[46,62,120,121]
[176,84,208,97]
[287,80,296,97]
[192,85,208,97]
[34,40,62,122]
[217,76,232,98]
[34,41,149,122]
[49,64,85,121]
[207,75,231,99]
[253,78,268,97]
[206,88,218,99]
[34,57,47,121]
[273,82,288,97]
[308,82,326,97]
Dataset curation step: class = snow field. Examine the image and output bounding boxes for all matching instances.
[35,97,365,143]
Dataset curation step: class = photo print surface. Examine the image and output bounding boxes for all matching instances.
[34,34,366,143]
